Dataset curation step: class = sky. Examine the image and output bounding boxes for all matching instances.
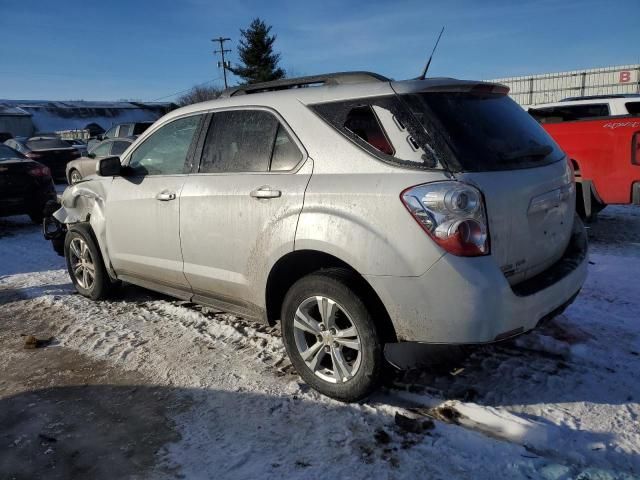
[0,0,638,102]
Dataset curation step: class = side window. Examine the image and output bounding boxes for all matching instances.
[200,110,278,173]
[626,102,640,115]
[270,125,303,171]
[312,96,440,168]
[90,141,112,157]
[344,106,394,156]
[111,141,130,156]
[128,115,201,176]
[117,125,132,137]
[104,126,117,138]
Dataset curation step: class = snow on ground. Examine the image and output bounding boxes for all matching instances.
[1,206,639,479]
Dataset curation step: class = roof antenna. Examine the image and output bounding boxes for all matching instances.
[419,26,445,80]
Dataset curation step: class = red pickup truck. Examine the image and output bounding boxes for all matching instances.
[528,95,640,219]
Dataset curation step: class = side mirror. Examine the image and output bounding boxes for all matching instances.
[87,152,96,159]
[96,156,122,177]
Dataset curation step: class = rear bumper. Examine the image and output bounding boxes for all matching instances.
[366,216,588,344]
[0,181,57,217]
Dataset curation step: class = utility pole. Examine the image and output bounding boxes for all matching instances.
[212,37,232,88]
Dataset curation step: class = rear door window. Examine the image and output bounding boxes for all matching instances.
[270,125,303,171]
[199,110,279,173]
[528,104,610,123]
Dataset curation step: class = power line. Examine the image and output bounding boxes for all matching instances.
[212,37,232,89]
[150,77,222,102]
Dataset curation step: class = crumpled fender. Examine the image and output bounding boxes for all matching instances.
[53,179,117,279]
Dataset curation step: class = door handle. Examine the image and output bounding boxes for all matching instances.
[250,186,281,199]
[156,191,176,201]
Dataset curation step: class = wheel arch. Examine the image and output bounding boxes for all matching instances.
[265,249,397,343]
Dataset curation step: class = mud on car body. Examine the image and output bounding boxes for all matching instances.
[45,71,588,401]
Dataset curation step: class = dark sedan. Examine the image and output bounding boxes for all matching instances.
[0,144,57,223]
[4,136,80,183]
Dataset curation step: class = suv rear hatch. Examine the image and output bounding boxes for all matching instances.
[394,83,575,285]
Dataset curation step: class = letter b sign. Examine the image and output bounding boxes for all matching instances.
[619,71,631,83]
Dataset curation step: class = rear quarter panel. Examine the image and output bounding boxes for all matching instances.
[295,171,448,277]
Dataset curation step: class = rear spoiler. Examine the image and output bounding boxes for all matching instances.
[391,78,509,95]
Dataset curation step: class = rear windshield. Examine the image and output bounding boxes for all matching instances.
[0,144,25,160]
[26,138,72,150]
[402,92,565,171]
[311,92,564,172]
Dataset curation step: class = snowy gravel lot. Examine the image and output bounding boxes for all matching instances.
[1,206,639,479]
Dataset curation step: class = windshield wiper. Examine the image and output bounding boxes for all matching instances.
[500,145,553,161]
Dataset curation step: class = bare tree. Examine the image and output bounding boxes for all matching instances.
[176,84,222,106]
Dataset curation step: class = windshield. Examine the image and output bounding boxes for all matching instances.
[0,144,25,160]
[400,92,564,171]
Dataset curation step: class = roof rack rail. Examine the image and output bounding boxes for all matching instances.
[560,93,640,102]
[220,71,389,98]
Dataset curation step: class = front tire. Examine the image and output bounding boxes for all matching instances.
[64,224,114,300]
[281,269,383,402]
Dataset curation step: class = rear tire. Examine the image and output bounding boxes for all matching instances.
[281,269,384,402]
[64,224,115,300]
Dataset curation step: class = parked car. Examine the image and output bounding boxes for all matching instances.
[65,137,135,184]
[0,144,56,223]
[47,72,588,401]
[528,94,640,219]
[101,122,153,140]
[4,136,80,183]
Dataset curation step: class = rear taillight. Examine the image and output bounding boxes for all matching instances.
[401,181,489,256]
[28,166,51,177]
[633,132,640,166]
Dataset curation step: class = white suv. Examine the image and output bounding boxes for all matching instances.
[48,72,588,401]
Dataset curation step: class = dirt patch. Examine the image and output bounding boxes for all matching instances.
[0,296,184,479]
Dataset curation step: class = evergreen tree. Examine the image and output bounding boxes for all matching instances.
[230,18,285,84]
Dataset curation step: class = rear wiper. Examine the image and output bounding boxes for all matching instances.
[500,145,553,161]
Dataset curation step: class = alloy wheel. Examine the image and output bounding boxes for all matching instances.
[69,237,95,290]
[292,296,362,384]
